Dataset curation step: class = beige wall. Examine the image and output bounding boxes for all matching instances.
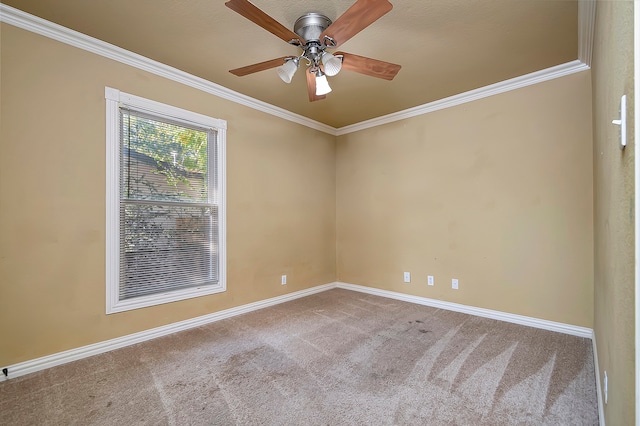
[0,11,603,395]
[0,24,336,366]
[337,72,594,327]
[592,1,636,424]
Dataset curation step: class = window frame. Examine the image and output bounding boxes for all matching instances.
[105,87,226,314]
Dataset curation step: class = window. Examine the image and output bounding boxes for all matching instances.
[105,88,226,313]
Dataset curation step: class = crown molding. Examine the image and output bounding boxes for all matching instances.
[578,0,596,67]
[1,3,593,137]
[335,60,589,135]
[0,4,337,136]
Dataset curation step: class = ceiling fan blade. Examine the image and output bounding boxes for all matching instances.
[306,70,327,102]
[229,57,290,76]
[336,52,401,80]
[321,0,393,47]
[225,0,301,43]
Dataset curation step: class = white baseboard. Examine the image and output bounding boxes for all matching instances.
[592,331,606,426]
[0,282,338,382]
[335,282,593,338]
[2,281,595,382]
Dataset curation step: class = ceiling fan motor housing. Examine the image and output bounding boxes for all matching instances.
[294,13,332,42]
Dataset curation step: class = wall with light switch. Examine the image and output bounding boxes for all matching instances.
[591,0,635,424]
[336,71,594,328]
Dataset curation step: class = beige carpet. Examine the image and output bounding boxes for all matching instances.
[0,289,598,425]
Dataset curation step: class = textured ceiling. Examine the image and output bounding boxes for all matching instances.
[3,0,578,128]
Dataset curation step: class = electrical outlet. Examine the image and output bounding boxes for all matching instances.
[281,275,287,285]
[452,278,459,289]
[403,272,411,283]
[604,371,608,404]
[428,275,434,286]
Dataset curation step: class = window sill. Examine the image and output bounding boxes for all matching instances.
[106,282,226,314]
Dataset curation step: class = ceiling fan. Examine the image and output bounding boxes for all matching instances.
[225,0,402,102]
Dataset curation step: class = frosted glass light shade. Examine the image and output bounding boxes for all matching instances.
[315,74,332,95]
[277,59,299,83]
[321,52,342,76]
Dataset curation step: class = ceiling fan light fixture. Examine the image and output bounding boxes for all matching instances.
[276,58,299,83]
[321,52,342,77]
[315,70,332,96]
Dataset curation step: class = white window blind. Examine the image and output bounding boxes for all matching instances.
[105,87,226,314]
[120,110,218,299]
